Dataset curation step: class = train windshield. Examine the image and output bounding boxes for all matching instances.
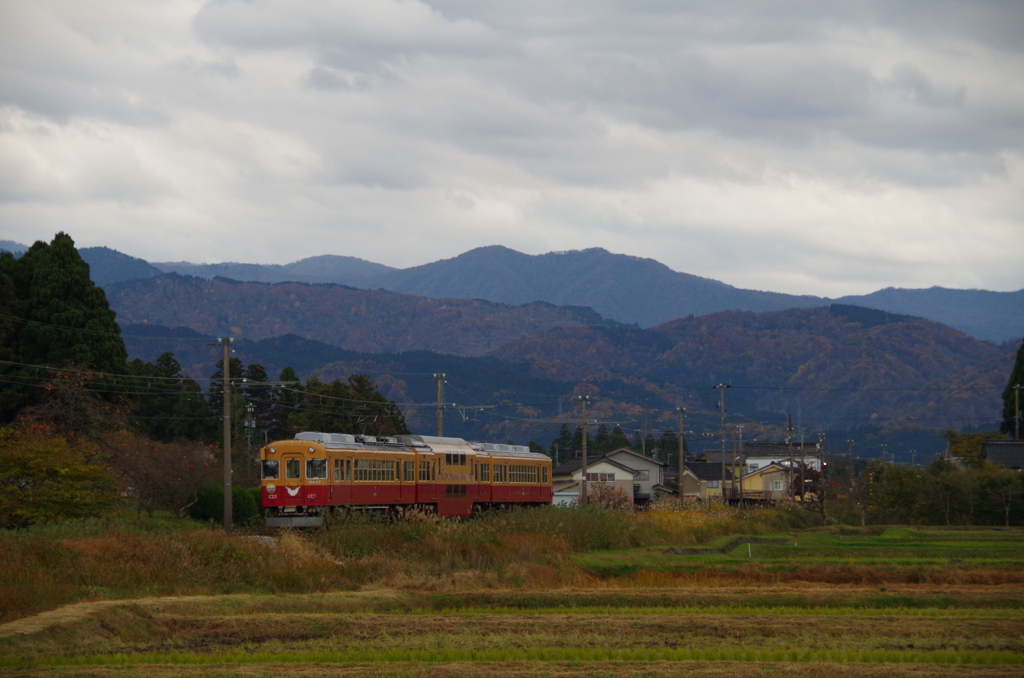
[261,459,279,480]
[306,459,328,480]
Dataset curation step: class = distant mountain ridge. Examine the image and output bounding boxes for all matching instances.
[153,255,396,287]
[87,244,1024,343]
[106,273,608,356]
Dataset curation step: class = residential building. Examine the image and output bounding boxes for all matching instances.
[679,462,733,501]
[983,440,1024,471]
[551,447,668,505]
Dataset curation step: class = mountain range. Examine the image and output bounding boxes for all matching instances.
[3,240,1021,343]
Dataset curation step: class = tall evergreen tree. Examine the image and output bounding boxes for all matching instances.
[0,233,127,423]
[610,425,631,450]
[549,423,573,461]
[14,233,126,372]
[288,374,408,436]
[1002,338,1024,438]
[126,352,216,443]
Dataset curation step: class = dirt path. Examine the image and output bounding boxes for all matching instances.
[0,589,409,638]
[0,594,248,638]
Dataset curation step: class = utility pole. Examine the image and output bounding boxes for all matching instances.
[714,384,729,503]
[429,373,445,436]
[220,337,233,534]
[881,444,888,464]
[737,424,744,508]
[787,415,794,499]
[576,395,589,505]
[1015,384,1021,440]
[910,449,916,468]
[847,439,854,458]
[677,406,685,507]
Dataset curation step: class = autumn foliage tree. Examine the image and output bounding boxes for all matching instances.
[0,429,120,528]
[104,432,219,518]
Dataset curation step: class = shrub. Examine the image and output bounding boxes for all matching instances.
[187,482,260,526]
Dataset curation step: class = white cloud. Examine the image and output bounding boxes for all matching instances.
[0,0,1021,296]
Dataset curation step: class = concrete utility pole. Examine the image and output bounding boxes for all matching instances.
[787,415,795,499]
[677,406,685,507]
[429,373,445,436]
[576,395,589,505]
[220,337,233,534]
[847,439,854,458]
[714,384,729,502]
[1015,384,1021,440]
[737,425,744,508]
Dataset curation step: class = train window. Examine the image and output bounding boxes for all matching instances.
[403,461,414,482]
[285,459,300,479]
[262,460,279,480]
[346,459,352,481]
[542,466,548,483]
[307,459,327,480]
[333,459,341,481]
[445,453,451,465]
[354,459,396,482]
[459,453,466,465]
[481,463,489,481]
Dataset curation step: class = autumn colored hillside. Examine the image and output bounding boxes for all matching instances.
[106,274,606,356]
[489,305,1013,429]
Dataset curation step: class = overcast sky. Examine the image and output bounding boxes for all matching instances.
[1,1,1022,297]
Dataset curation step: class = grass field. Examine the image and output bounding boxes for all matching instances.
[1,520,1022,677]
[574,526,1024,582]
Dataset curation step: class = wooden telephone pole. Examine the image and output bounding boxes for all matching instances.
[219,337,233,533]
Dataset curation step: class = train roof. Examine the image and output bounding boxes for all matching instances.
[291,432,549,461]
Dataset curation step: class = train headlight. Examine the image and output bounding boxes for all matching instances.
[269,447,276,454]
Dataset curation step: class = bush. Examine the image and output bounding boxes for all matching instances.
[187,482,260,526]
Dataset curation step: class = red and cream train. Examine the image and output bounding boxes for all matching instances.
[260,432,553,526]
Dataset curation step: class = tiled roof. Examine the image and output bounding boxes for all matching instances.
[983,440,1024,468]
[683,463,733,480]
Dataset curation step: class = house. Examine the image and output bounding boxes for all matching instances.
[603,448,667,503]
[679,463,733,501]
[983,440,1024,471]
[696,443,822,476]
[552,479,581,506]
[551,448,668,505]
[552,454,636,503]
[736,461,791,501]
[691,451,747,483]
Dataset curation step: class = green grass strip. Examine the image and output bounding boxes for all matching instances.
[4,647,1022,667]
[400,605,1023,617]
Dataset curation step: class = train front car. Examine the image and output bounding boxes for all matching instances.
[260,431,417,527]
[260,432,554,525]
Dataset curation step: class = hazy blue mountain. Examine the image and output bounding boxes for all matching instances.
[84,242,1022,343]
[152,254,396,286]
[836,287,1024,345]
[79,247,165,286]
[364,246,826,327]
[0,240,27,256]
